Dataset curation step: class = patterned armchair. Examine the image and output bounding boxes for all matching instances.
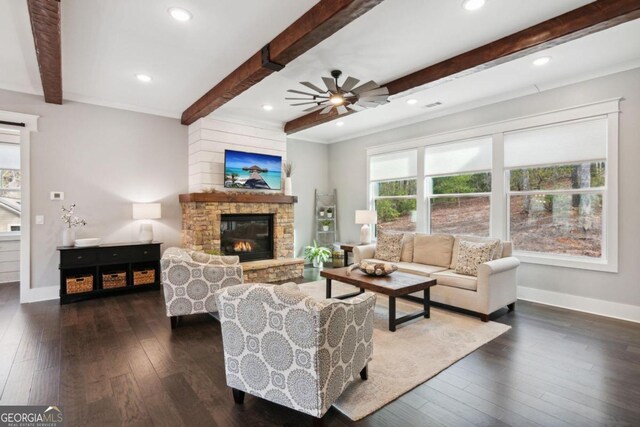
[215,282,376,424]
[161,247,243,328]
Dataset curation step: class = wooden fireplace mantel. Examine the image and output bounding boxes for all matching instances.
[179,193,298,204]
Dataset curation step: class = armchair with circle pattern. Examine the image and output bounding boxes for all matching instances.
[161,247,243,328]
[215,282,376,424]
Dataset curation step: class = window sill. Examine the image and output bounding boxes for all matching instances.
[515,251,617,273]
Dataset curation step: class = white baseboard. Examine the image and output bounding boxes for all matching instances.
[22,286,59,303]
[517,286,640,324]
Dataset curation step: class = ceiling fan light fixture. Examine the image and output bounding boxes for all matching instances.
[330,94,345,106]
[462,0,486,11]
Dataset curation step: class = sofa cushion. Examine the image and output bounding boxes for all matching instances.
[373,231,403,262]
[455,240,499,276]
[450,235,503,270]
[400,233,415,262]
[362,259,447,277]
[413,234,454,267]
[431,270,478,291]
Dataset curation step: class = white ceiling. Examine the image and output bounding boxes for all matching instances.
[0,0,318,117]
[1,0,638,142]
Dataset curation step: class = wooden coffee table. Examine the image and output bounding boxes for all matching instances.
[320,267,437,332]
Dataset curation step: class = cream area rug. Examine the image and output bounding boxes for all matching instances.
[298,280,511,421]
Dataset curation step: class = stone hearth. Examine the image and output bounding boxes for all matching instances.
[179,193,303,282]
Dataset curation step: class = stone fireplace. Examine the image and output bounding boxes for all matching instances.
[180,192,303,282]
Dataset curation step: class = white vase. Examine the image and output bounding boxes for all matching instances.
[62,228,76,247]
[322,226,329,231]
[313,259,323,269]
[327,212,333,218]
[284,177,293,196]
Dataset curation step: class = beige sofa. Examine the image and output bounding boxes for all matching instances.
[353,233,519,321]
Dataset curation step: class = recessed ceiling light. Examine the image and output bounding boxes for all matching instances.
[406,99,418,105]
[462,0,486,11]
[168,7,193,22]
[533,56,552,66]
[136,74,152,83]
[262,104,273,111]
[336,121,345,127]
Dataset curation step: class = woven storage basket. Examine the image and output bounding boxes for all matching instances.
[133,269,155,286]
[103,272,127,289]
[66,275,94,294]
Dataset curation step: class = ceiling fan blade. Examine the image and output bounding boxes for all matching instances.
[290,102,321,106]
[351,80,379,94]
[347,103,366,112]
[285,97,314,100]
[358,95,389,103]
[340,76,360,92]
[300,82,326,94]
[336,105,349,115]
[321,77,337,93]
[303,104,328,113]
[320,105,334,114]
[359,87,389,97]
[287,89,320,97]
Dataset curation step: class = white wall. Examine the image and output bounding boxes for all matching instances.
[188,117,287,192]
[328,68,640,314]
[286,139,330,256]
[0,88,188,295]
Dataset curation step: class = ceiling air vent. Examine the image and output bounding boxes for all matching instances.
[424,101,442,108]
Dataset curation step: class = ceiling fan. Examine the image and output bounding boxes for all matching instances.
[286,70,389,115]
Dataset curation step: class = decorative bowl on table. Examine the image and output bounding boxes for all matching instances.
[347,260,398,277]
[74,238,101,247]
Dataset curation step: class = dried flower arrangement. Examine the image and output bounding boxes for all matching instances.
[61,204,87,229]
[282,161,294,178]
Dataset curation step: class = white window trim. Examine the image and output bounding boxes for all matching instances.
[367,98,620,273]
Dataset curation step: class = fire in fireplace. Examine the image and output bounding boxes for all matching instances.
[220,214,274,262]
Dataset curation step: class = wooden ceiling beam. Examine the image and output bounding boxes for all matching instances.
[284,0,640,134]
[27,0,62,105]
[181,0,385,126]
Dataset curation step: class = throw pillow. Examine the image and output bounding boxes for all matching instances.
[400,233,415,262]
[412,234,454,267]
[450,236,503,269]
[455,240,500,276]
[373,231,403,262]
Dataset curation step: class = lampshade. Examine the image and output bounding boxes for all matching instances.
[132,203,162,220]
[355,210,377,225]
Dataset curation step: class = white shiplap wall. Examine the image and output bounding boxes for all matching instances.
[0,239,19,283]
[188,117,287,192]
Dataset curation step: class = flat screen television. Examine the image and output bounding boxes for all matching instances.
[224,149,282,190]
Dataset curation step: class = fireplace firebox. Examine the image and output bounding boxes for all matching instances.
[220,214,274,262]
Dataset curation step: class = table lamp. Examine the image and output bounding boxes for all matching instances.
[355,210,377,244]
[132,203,161,243]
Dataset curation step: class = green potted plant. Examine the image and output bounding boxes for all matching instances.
[326,207,333,218]
[320,220,332,231]
[304,240,332,268]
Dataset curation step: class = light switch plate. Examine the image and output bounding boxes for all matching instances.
[35,215,44,225]
[50,191,64,200]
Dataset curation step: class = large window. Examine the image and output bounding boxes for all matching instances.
[0,132,21,235]
[370,150,417,232]
[425,138,492,236]
[367,99,618,271]
[505,118,607,259]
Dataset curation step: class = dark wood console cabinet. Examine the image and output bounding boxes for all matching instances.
[58,242,162,304]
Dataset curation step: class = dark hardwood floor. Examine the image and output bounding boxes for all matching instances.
[1,272,639,426]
